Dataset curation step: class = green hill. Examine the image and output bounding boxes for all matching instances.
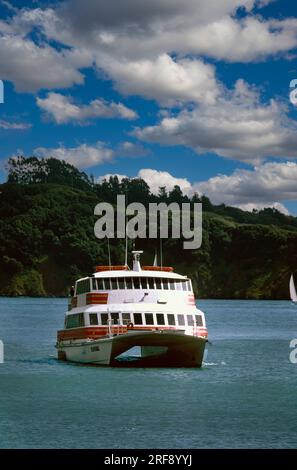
[1,156,297,299]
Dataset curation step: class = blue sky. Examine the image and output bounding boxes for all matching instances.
[1,0,297,213]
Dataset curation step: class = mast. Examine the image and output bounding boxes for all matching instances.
[124,188,128,267]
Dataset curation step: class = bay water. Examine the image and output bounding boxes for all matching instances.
[0,298,296,448]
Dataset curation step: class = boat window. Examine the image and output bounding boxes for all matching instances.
[111,312,119,324]
[103,278,111,290]
[125,277,133,289]
[187,315,194,326]
[177,314,185,326]
[145,313,154,325]
[155,278,162,289]
[195,315,203,326]
[118,278,125,289]
[101,313,108,325]
[156,313,165,325]
[76,279,90,295]
[89,313,98,325]
[92,278,97,290]
[141,278,148,289]
[167,314,175,326]
[163,279,169,290]
[188,280,192,292]
[133,313,143,325]
[182,281,188,291]
[147,277,155,289]
[97,278,105,290]
[175,280,182,291]
[110,278,118,289]
[133,277,140,289]
[169,279,175,290]
[66,313,84,329]
[122,313,131,324]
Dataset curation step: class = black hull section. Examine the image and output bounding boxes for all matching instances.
[111,332,207,368]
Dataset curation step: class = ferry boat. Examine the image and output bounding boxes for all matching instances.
[56,251,208,367]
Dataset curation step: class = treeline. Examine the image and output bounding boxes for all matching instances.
[0,155,296,298]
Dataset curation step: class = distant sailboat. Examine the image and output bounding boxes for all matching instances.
[289,274,297,303]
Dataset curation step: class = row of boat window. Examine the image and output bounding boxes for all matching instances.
[65,312,203,329]
[76,277,192,295]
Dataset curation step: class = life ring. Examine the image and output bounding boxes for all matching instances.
[127,322,134,328]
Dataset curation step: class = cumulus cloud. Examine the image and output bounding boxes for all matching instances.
[99,163,297,214]
[3,0,297,96]
[34,142,114,168]
[0,119,31,129]
[23,0,297,64]
[193,161,297,214]
[0,33,89,92]
[138,169,192,195]
[100,54,219,106]
[36,92,138,124]
[99,168,192,195]
[134,80,297,165]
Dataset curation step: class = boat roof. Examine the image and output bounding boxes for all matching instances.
[79,270,188,281]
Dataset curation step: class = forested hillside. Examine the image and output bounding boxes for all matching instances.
[0,156,296,299]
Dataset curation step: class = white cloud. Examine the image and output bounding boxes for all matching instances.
[3,0,297,96]
[134,79,297,165]
[99,168,192,195]
[36,92,138,124]
[193,161,297,214]
[34,142,114,168]
[138,169,192,194]
[0,119,31,129]
[0,33,88,92]
[29,0,297,64]
[99,162,297,214]
[100,54,219,106]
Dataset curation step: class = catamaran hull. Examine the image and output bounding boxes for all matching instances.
[57,331,207,367]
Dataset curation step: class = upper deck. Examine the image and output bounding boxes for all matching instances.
[70,251,196,312]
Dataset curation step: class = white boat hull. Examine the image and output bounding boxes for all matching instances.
[57,330,207,367]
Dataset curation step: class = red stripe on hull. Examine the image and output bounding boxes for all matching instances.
[57,326,208,341]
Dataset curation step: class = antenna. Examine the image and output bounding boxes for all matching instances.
[124,190,128,267]
[153,249,158,267]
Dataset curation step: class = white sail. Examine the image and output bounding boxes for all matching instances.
[290,274,297,302]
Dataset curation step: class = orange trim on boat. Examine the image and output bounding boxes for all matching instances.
[86,293,108,305]
[142,266,173,272]
[95,265,128,272]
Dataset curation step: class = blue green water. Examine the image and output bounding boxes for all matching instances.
[0,298,297,449]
